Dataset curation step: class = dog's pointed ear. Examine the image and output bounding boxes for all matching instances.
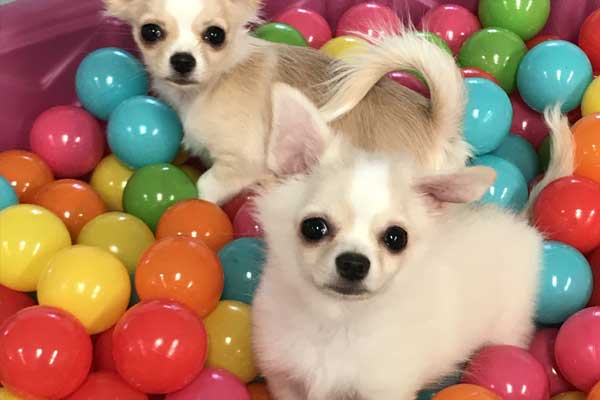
[267,83,332,176]
[416,166,496,208]
[104,0,138,20]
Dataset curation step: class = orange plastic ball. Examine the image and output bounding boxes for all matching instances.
[156,199,233,252]
[433,384,502,400]
[30,179,107,239]
[0,150,54,201]
[135,237,224,318]
[574,113,600,184]
[248,382,272,400]
[589,381,600,400]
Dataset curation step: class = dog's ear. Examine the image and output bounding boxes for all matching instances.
[416,166,496,207]
[104,0,138,20]
[267,83,332,176]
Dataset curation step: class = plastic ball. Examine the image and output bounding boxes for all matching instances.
[0,176,18,211]
[136,237,224,318]
[462,345,549,400]
[533,176,600,253]
[582,77,600,116]
[432,384,501,400]
[526,34,561,50]
[552,392,585,400]
[93,327,117,373]
[165,368,250,400]
[587,248,600,307]
[233,200,264,238]
[218,238,265,304]
[0,204,71,292]
[204,300,256,383]
[459,28,527,93]
[90,154,134,211]
[107,96,183,169]
[30,105,104,178]
[0,150,54,200]
[491,134,539,182]
[77,212,155,274]
[510,93,549,149]
[461,67,501,86]
[30,179,106,240]
[463,78,512,155]
[579,9,600,76]
[123,164,198,231]
[589,381,600,400]
[76,47,149,120]
[0,389,24,400]
[478,0,550,40]
[528,328,575,396]
[471,155,529,212]
[0,284,36,327]
[37,245,130,334]
[555,307,600,391]
[517,40,593,113]
[247,382,272,400]
[388,71,430,98]
[253,22,308,47]
[156,199,233,252]
[320,35,369,59]
[273,7,332,49]
[0,306,93,399]
[223,190,257,221]
[66,371,147,400]
[573,114,600,183]
[336,2,400,40]
[112,299,208,394]
[418,5,481,55]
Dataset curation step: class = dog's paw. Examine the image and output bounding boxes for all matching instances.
[196,171,229,205]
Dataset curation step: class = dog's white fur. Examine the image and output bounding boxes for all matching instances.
[252,87,575,400]
[105,0,470,204]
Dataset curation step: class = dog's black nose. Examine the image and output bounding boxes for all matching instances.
[170,52,196,74]
[336,252,370,281]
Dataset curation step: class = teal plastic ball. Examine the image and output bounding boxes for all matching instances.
[108,96,183,169]
[0,176,18,211]
[471,155,528,211]
[76,48,149,120]
[491,134,540,182]
[218,238,266,304]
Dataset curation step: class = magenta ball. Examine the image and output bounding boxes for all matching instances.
[387,71,430,98]
[336,2,401,40]
[462,345,549,400]
[528,328,574,396]
[165,368,250,400]
[233,201,263,239]
[555,307,600,391]
[273,7,332,49]
[30,105,104,178]
[418,4,481,55]
[510,94,548,149]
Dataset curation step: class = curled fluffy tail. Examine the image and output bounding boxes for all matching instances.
[319,30,466,139]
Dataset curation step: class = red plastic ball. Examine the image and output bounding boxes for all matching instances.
[0,284,35,327]
[66,371,148,400]
[93,327,117,372]
[579,9,600,76]
[30,105,104,178]
[273,7,332,49]
[336,2,400,40]
[0,306,93,399]
[112,300,208,394]
[419,4,481,55]
[233,200,264,238]
[510,93,548,149]
[528,328,574,396]
[526,34,561,50]
[461,67,501,86]
[222,190,256,221]
[533,176,600,253]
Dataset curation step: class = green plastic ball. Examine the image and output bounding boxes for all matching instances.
[459,28,527,93]
[122,164,198,231]
[253,22,308,47]
[479,0,550,41]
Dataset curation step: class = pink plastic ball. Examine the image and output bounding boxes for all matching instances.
[528,328,574,396]
[165,368,250,400]
[387,71,430,98]
[30,105,104,178]
[418,4,481,55]
[273,7,332,49]
[233,200,263,239]
[336,2,401,40]
[462,345,550,400]
[510,94,548,149]
[555,307,600,391]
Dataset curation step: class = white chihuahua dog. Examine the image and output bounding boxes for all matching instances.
[105,0,470,204]
[252,84,575,400]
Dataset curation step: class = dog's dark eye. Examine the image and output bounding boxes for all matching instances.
[203,26,226,48]
[382,226,408,253]
[301,217,330,242]
[141,24,165,43]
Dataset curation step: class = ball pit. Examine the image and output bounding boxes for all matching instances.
[1,0,600,397]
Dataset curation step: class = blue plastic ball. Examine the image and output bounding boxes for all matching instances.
[0,176,18,211]
[107,96,183,169]
[464,78,513,155]
[491,133,540,182]
[517,40,593,113]
[471,155,528,211]
[536,241,592,325]
[76,47,149,120]
[218,237,266,304]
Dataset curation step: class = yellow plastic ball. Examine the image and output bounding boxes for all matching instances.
[551,392,586,400]
[582,76,600,117]
[37,245,131,334]
[90,154,134,211]
[0,204,71,292]
[0,388,24,400]
[320,35,369,59]
[204,300,256,383]
[180,165,202,183]
[77,212,155,274]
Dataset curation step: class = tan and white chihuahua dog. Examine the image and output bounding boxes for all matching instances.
[252,83,575,400]
[105,0,470,204]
